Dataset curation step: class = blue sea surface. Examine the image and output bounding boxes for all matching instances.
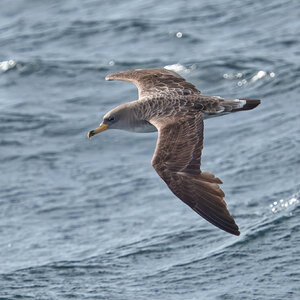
[1,0,300,299]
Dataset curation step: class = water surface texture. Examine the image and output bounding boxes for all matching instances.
[1,0,300,299]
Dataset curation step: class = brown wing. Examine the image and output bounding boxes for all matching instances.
[150,115,240,236]
[105,68,201,99]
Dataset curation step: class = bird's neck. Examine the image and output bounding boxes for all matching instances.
[121,100,158,133]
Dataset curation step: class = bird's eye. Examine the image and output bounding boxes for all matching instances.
[107,116,115,122]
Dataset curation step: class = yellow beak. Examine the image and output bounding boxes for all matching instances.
[88,123,108,139]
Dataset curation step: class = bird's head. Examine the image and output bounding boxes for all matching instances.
[88,104,132,138]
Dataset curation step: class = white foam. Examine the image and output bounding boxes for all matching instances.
[269,191,299,214]
[0,60,16,72]
[251,70,267,82]
[164,63,196,74]
[164,63,187,73]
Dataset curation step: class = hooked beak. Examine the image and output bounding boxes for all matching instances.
[88,123,108,139]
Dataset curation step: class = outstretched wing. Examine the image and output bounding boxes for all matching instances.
[150,114,240,236]
[105,68,201,99]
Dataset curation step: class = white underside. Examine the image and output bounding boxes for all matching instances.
[127,121,157,133]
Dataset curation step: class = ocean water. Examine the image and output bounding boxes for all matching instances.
[1,0,300,299]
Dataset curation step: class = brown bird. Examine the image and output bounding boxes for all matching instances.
[88,68,260,236]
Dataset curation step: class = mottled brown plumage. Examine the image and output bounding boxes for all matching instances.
[89,68,261,236]
[106,68,201,98]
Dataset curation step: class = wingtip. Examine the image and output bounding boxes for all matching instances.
[222,224,240,236]
[225,226,240,236]
[234,230,240,236]
[231,222,240,236]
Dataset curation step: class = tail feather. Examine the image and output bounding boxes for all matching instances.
[230,98,261,112]
[203,98,261,120]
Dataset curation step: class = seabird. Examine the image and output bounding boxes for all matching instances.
[88,68,260,236]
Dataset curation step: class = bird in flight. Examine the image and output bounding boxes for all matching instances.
[88,68,260,236]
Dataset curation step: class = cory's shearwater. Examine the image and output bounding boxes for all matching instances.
[88,68,260,235]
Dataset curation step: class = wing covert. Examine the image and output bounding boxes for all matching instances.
[106,68,201,99]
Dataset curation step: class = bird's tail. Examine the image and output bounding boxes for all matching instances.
[222,98,261,113]
[203,98,260,119]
